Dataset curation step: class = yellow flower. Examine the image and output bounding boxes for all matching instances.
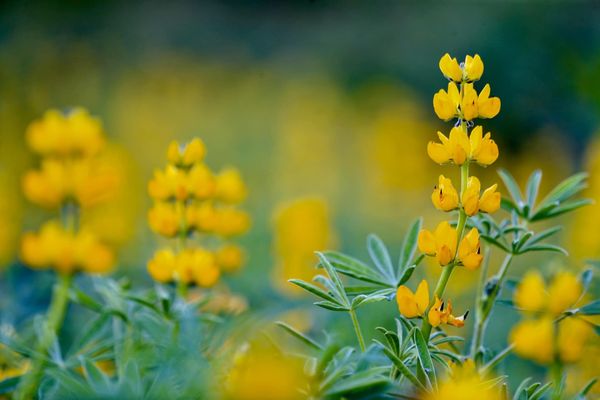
[461,83,479,121]
[464,54,484,82]
[188,163,216,199]
[20,221,113,275]
[190,248,220,287]
[216,168,247,204]
[510,316,554,364]
[147,248,176,283]
[427,127,469,165]
[213,208,251,237]
[433,82,460,121]
[547,271,582,315]
[167,138,206,166]
[396,279,430,318]
[477,84,501,119]
[511,315,592,365]
[216,244,245,274]
[418,221,458,266]
[457,228,482,270]
[557,317,593,364]
[514,271,547,312]
[461,176,501,216]
[428,296,467,328]
[513,270,581,315]
[428,125,499,167]
[225,340,307,400]
[186,201,218,232]
[439,53,463,82]
[148,202,181,237]
[469,126,499,166]
[424,360,503,400]
[431,175,459,211]
[25,108,105,157]
[148,165,189,201]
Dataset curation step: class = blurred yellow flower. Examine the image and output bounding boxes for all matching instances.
[21,221,114,275]
[148,247,220,287]
[418,221,458,266]
[513,270,582,315]
[147,248,177,283]
[225,340,307,400]
[213,207,251,237]
[25,108,105,157]
[511,316,555,364]
[215,168,247,204]
[272,197,335,296]
[167,138,206,167]
[148,202,182,237]
[216,244,245,274]
[423,359,502,400]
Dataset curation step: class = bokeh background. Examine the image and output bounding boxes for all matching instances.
[1,0,600,393]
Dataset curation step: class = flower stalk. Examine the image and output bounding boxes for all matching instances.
[349,309,366,352]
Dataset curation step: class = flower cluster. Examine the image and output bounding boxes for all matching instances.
[510,271,593,364]
[20,108,115,275]
[147,138,249,287]
[398,54,501,329]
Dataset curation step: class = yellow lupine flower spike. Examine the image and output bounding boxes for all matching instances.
[513,270,581,315]
[418,221,458,266]
[396,279,430,318]
[431,175,459,212]
[439,54,463,82]
[457,228,483,270]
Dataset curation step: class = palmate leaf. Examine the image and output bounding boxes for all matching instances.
[322,251,389,286]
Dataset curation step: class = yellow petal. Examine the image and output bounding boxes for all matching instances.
[461,176,481,216]
[464,54,484,81]
[427,141,451,164]
[514,271,547,312]
[479,184,501,213]
[547,271,582,315]
[461,83,479,120]
[435,221,458,259]
[439,53,463,82]
[415,280,430,314]
[472,133,499,166]
[418,229,436,255]
[437,245,454,266]
[427,297,443,327]
[510,317,554,365]
[397,286,419,318]
[431,175,459,211]
[433,90,456,121]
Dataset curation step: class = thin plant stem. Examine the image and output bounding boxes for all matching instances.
[349,309,366,352]
[470,253,513,356]
[15,273,72,400]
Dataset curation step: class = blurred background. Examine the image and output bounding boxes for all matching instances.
[1,0,600,392]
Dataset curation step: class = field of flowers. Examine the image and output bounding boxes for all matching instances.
[1,2,600,400]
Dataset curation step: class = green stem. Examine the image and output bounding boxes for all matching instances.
[16,273,72,400]
[550,360,564,400]
[470,253,513,356]
[349,309,366,352]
